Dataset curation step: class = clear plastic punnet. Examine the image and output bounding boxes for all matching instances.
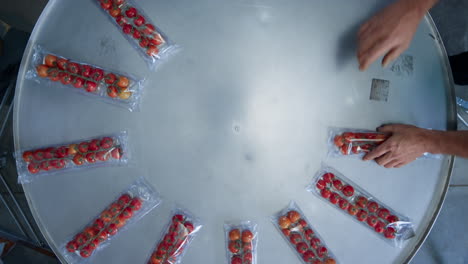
[95,0,179,70]
[224,221,258,264]
[272,201,338,264]
[307,164,414,247]
[16,131,130,184]
[61,177,161,263]
[27,45,144,111]
[146,206,202,264]
[328,127,390,157]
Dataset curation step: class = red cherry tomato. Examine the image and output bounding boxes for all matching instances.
[304,228,314,240]
[317,246,328,258]
[228,240,241,253]
[22,151,34,162]
[80,245,94,258]
[243,251,253,262]
[81,65,92,77]
[377,208,390,219]
[118,194,132,205]
[296,242,308,254]
[72,154,85,165]
[302,250,315,262]
[289,233,302,245]
[310,236,321,249]
[107,86,119,98]
[107,223,118,236]
[298,219,307,228]
[316,179,326,190]
[100,0,111,10]
[367,201,379,213]
[104,73,116,84]
[36,65,49,78]
[111,147,122,159]
[231,256,242,264]
[146,45,159,56]
[356,209,368,222]
[347,204,358,216]
[91,68,104,81]
[60,73,73,85]
[281,228,290,237]
[184,221,194,233]
[93,218,105,229]
[243,242,252,251]
[338,198,350,210]
[134,15,145,27]
[66,240,78,252]
[342,185,354,197]
[44,54,57,67]
[287,210,301,223]
[321,188,331,199]
[110,7,121,17]
[367,215,378,227]
[78,142,89,153]
[149,34,163,46]
[132,30,141,39]
[332,179,343,190]
[67,62,80,74]
[241,230,254,243]
[88,139,101,151]
[333,135,344,147]
[355,196,368,208]
[125,7,137,18]
[322,172,334,183]
[374,220,386,233]
[96,151,110,162]
[384,227,396,239]
[329,192,340,204]
[142,24,155,34]
[123,24,133,34]
[100,137,114,149]
[56,58,68,70]
[387,215,399,223]
[27,163,40,174]
[47,68,60,81]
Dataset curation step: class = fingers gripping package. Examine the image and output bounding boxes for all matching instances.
[307,165,414,247]
[96,0,178,70]
[329,128,390,157]
[147,208,202,264]
[16,132,129,184]
[28,45,144,111]
[62,178,161,263]
[272,202,337,264]
[225,222,258,264]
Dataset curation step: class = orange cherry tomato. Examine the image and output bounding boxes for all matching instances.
[44,54,57,67]
[228,229,240,241]
[36,65,49,77]
[117,76,129,88]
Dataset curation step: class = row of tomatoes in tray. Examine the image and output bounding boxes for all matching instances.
[99,0,165,57]
[148,214,195,264]
[316,173,398,239]
[22,137,123,174]
[66,194,142,258]
[278,210,336,264]
[333,132,389,155]
[36,54,133,99]
[227,228,254,264]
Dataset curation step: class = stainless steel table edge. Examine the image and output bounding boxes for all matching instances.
[12,3,457,263]
[401,13,457,264]
[13,0,68,262]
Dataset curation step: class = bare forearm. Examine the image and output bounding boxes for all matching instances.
[427,131,468,158]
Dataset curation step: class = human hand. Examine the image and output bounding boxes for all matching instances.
[357,0,430,71]
[363,124,435,168]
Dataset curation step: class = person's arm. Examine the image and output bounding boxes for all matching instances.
[363,124,468,168]
[357,0,439,71]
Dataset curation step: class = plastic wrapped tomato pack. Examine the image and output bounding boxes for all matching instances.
[328,128,389,157]
[224,221,258,264]
[272,201,337,264]
[16,131,129,184]
[27,45,144,111]
[307,165,414,247]
[96,0,178,70]
[146,207,202,264]
[61,177,161,263]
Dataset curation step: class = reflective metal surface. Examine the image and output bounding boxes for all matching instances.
[14,0,455,263]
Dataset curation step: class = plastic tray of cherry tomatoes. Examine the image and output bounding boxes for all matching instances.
[27,45,144,111]
[328,128,389,157]
[62,177,161,263]
[16,131,129,184]
[146,207,202,264]
[272,201,337,264]
[225,221,257,264]
[96,0,178,70]
[307,164,414,247]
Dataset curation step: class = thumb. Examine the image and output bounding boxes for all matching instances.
[377,125,396,133]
